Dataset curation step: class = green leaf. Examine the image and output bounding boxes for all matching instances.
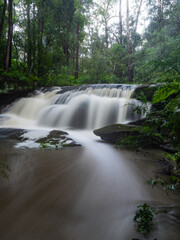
[152,81,180,104]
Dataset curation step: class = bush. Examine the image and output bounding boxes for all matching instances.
[133,203,155,235]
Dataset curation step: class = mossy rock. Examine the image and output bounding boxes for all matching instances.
[133,85,158,101]
[93,124,142,144]
[36,130,81,148]
[0,128,81,148]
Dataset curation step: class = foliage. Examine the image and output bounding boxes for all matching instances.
[0,0,179,89]
[133,203,155,235]
[116,126,163,150]
[147,175,180,192]
[165,151,180,169]
[152,81,180,104]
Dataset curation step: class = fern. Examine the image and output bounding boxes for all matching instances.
[152,81,180,104]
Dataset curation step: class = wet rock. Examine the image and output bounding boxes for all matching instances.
[0,128,81,148]
[36,130,81,148]
[160,143,177,154]
[128,118,147,126]
[0,128,25,140]
[0,89,34,107]
[93,124,142,144]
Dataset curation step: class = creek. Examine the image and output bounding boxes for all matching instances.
[0,85,180,240]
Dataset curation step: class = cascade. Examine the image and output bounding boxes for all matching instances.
[0,84,148,130]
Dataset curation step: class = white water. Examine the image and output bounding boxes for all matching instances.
[0,85,148,130]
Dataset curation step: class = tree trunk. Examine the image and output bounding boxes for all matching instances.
[134,0,143,36]
[75,0,81,80]
[126,0,130,55]
[126,0,132,82]
[105,19,108,48]
[0,0,7,40]
[133,0,143,51]
[5,0,13,72]
[64,44,69,65]
[158,0,163,29]
[119,0,122,44]
[32,3,36,74]
[37,1,44,77]
[75,22,79,79]
[27,2,32,74]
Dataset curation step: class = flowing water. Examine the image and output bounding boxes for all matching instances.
[0,85,180,240]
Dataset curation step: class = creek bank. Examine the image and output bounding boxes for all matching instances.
[93,123,162,149]
[0,128,81,148]
[94,123,180,193]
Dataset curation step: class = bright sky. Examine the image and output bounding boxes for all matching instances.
[93,0,149,34]
[113,0,149,34]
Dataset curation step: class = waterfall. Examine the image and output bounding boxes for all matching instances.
[0,85,148,130]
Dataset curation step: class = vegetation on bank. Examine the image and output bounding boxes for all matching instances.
[116,80,180,192]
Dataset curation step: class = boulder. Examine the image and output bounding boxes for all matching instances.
[93,124,142,144]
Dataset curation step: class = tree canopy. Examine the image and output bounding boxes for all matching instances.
[0,0,179,88]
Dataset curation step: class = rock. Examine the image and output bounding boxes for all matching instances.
[133,84,158,102]
[36,130,81,148]
[0,128,25,140]
[0,89,34,107]
[128,118,147,126]
[93,124,142,144]
[0,128,81,148]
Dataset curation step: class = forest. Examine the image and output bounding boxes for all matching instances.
[0,0,179,87]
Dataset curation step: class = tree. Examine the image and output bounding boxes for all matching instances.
[0,0,7,40]
[126,0,132,82]
[94,0,117,48]
[26,0,32,73]
[5,0,13,72]
[75,0,81,80]
[119,0,122,44]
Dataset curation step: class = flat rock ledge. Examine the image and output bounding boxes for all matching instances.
[93,124,142,144]
[0,128,81,148]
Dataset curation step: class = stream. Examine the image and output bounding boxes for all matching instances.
[0,85,180,240]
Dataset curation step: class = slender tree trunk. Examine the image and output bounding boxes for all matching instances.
[5,0,13,72]
[158,0,163,29]
[134,0,143,36]
[27,2,32,74]
[105,19,108,48]
[37,1,44,77]
[126,0,132,82]
[75,22,79,79]
[64,44,69,65]
[126,0,130,55]
[75,0,81,80]
[119,0,122,44]
[0,0,7,40]
[133,0,143,51]
[32,3,36,74]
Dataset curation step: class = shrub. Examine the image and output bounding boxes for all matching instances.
[133,203,155,235]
